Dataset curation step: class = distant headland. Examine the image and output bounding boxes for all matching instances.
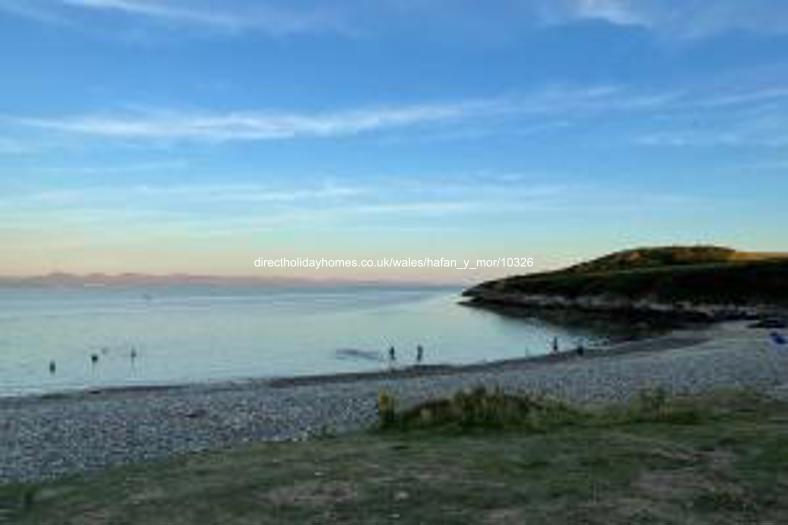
[463,246,788,322]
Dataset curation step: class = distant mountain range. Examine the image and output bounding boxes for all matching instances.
[0,272,446,289]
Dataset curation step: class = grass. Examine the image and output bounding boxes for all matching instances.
[376,387,584,432]
[559,245,773,274]
[376,387,708,433]
[2,390,788,524]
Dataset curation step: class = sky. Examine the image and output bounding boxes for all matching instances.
[1,0,787,282]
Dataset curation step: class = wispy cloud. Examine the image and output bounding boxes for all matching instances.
[10,86,680,143]
[5,178,565,213]
[65,0,344,35]
[636,129,788,149]
[562,0,648,27]
[555,0,788,38]
[6,182,364,208]
[2,177,691,218]
[636,106,788,148]
[0,0,73,25]
[16,103,474,142]
[6,0,787,40]
[7,84,788,147]
[25,159,190,176]
[0,0,346,36]
[698,87,788,108]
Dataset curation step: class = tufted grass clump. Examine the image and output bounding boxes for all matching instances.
[376,386,712,434]
[377,391,397,428]
[622,387,705,425]
[584,387,708,427]
[377,386,584,432]
[0,484,37,518]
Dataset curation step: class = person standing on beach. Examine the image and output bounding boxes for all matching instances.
[552,337,559,354]
[416,345,424,365]
[389,346,396,366]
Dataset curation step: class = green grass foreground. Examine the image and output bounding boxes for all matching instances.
[2,390,788,524]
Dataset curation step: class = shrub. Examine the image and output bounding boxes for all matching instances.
[377,387,584,432]
[376,387,709,433]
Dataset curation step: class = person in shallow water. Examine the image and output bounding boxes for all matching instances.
[388,346,396,365]
[416,345,424,365]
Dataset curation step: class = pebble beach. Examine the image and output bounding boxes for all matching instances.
[2,321,787,484]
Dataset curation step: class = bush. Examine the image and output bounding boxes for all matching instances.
[376,387,708,434]
[377,387,584,432]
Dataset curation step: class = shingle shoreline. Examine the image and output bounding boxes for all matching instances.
[2,322,786,484]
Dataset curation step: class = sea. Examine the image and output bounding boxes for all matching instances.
[0,285,604,397]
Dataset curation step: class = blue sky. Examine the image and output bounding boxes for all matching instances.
[1,0,787,281]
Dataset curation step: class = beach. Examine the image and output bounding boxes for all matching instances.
[2,321,787,484]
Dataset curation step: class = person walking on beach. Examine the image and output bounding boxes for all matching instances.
[416,344,424,365]
[388,346,396,366]
[552,337,559,354]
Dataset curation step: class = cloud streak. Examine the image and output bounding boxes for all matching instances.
[556,0,788,38]
[5,182,365,208]
[0,0,345,36]
[1,177,695,240]
[11,86,680,143]
[67,0,344,34]
[17,103,473,141]
[7,84,788,147]
[562,0,648,27]
[636,129,788,149]
[5,0,788,39]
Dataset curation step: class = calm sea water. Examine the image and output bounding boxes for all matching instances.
[0,285,602,397]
